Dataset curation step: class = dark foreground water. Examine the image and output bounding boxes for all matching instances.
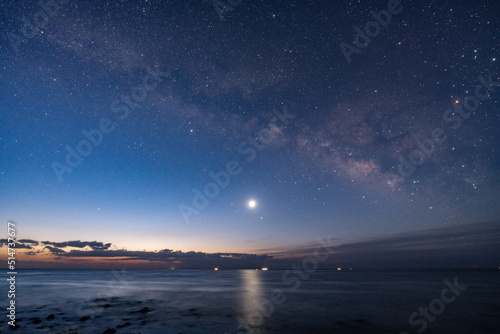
[0,269,499,333]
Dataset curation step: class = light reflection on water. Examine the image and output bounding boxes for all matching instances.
[240,269,266,328]
[1,270,498,333]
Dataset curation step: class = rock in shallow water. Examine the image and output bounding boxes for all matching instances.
[102,329,117,334]
[116,322,132,328]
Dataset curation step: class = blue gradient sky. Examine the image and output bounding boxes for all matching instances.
[1,0,499,267]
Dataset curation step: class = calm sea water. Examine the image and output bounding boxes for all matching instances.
[0,269,499,333]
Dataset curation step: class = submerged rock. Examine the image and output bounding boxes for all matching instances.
[116,322,132,328]
[102,329,117,334]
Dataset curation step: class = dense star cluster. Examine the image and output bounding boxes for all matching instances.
[0,0,499,266]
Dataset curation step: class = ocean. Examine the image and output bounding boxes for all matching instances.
[1,269,499,333]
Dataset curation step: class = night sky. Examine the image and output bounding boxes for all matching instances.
[1,0,499,269]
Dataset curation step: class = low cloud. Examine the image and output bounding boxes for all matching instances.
[41,240,112,250]
[54,249,272,269]
[18,239,39,245]
[3,222,498,269]
[45,245,66,254]
[2,239,272,269]
[268,221,500,269]
[0,239,35,249]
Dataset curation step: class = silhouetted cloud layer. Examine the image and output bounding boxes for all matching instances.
[268,221,500,269]
[2,222,498,269]
[0,239,35,249]
[41,240,112,250]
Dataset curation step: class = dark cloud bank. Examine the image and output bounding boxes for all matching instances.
[2,222,499,269]
[271,221,500,269]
